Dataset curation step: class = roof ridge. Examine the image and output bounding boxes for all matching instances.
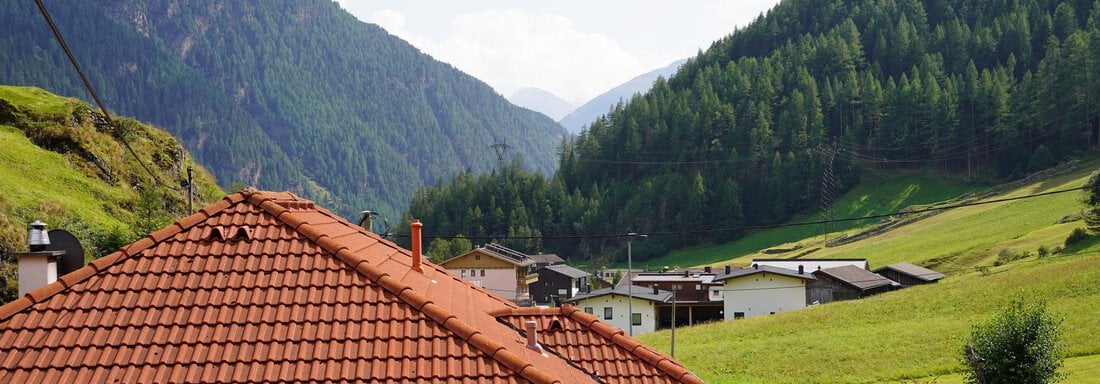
[246,192,567,384]
[491,305,703,383]
[0,191,251,322]
[560,305,703,384]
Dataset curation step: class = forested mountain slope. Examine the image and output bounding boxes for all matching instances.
[408,0,1100,261]
[0,0,565,218]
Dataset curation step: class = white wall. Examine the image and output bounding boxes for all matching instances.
[723,273,807,320]
[450,268,518,301]
[571,295,660,335]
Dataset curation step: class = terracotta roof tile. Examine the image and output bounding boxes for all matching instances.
[0,190,693,383]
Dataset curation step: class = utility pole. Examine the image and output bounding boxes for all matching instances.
[490,142,511,165]
[816,142,840,235]
[186,166,194,214]
[626,232,645,336]
[670,286,677,358]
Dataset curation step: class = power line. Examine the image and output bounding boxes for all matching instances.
[33,0,165,187]
[401,184,1091,240]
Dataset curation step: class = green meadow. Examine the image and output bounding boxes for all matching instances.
[637,160,1100,383]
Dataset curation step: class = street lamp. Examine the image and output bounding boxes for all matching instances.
[626,232,646,336]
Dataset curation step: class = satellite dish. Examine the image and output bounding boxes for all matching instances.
[45,229,85,276]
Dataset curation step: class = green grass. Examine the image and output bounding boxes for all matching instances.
[639,245,1100,383]
[634,160,1100,383]
[0,124,131,230]
[0,85,224,260]
[627,174,981,269]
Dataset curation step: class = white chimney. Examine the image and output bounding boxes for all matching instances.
[17,221,63,296]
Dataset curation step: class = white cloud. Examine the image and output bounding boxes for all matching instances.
[365,8,645,104]
[366,9,407,36]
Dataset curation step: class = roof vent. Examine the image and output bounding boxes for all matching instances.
[724,265,731,274]
[207,226,225,241]
[525,320,543,352]
[548,319,564,332]
[410,219,423,273]
[652,285,659,295]
[798,265,804,274]
[232,226,253,241]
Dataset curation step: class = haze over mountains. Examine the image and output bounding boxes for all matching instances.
[0,0,566,218]
[559,59,686,134]
[509,87,576,121]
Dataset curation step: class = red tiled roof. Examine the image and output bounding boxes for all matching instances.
[492,306,703,384]
[0,190,697,383]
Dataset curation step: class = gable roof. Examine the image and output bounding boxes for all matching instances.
[441,243,535,268]
[540,264,590,279]
[0,190,698,383]
[714,265,817,282]
[873,262,945,282]
[752,258,869,273]
[529,253,565,265]
[813,265,896,290]
[565,285,673,304]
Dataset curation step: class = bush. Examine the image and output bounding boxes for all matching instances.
[1037,246,1050,258]
[1064,228,1089,247]
[964,299,1063,384]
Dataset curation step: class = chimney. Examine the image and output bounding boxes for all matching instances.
[410,219,423,273]
[724,265,731,274]
[525,320,543,352]
[704,266,712,273]
[652,285,659,295]
[17,221,63,296]
[798,265,804,274]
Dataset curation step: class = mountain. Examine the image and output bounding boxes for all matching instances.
[407,0,1100,261]
[0,85,223,302]
[509,87,576,121]
[0,0,566,219]
[558,59,685,134]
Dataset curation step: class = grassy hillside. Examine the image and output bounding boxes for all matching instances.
[0,86,223,301]
[626,174,982,269]
[636,161,1100,383]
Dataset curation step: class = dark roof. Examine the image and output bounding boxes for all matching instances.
[0,190,700,383]
[542,264,590,279]
[565,285,673,304]
[814,265,896,290]
[441,243,535,267]
[874,262,945,282]
[714,265,817,282]
[529,253,565,264]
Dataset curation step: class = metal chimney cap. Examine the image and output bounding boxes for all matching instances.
[28,220,50,247]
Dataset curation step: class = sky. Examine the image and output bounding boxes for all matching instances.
[334,0,782,105]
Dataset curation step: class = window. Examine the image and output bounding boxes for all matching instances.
[712,290,721,297]
[734,312,745,320]
[631,313,642,326]
[671,284,683,291]
[480,269,485,277]
[583,307,593,314]
[603,307,613,320]
[695,284,702,291]
[461,270,467,278]
[475,254,481,260]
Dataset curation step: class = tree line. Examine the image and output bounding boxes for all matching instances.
[406,0,1100,263]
